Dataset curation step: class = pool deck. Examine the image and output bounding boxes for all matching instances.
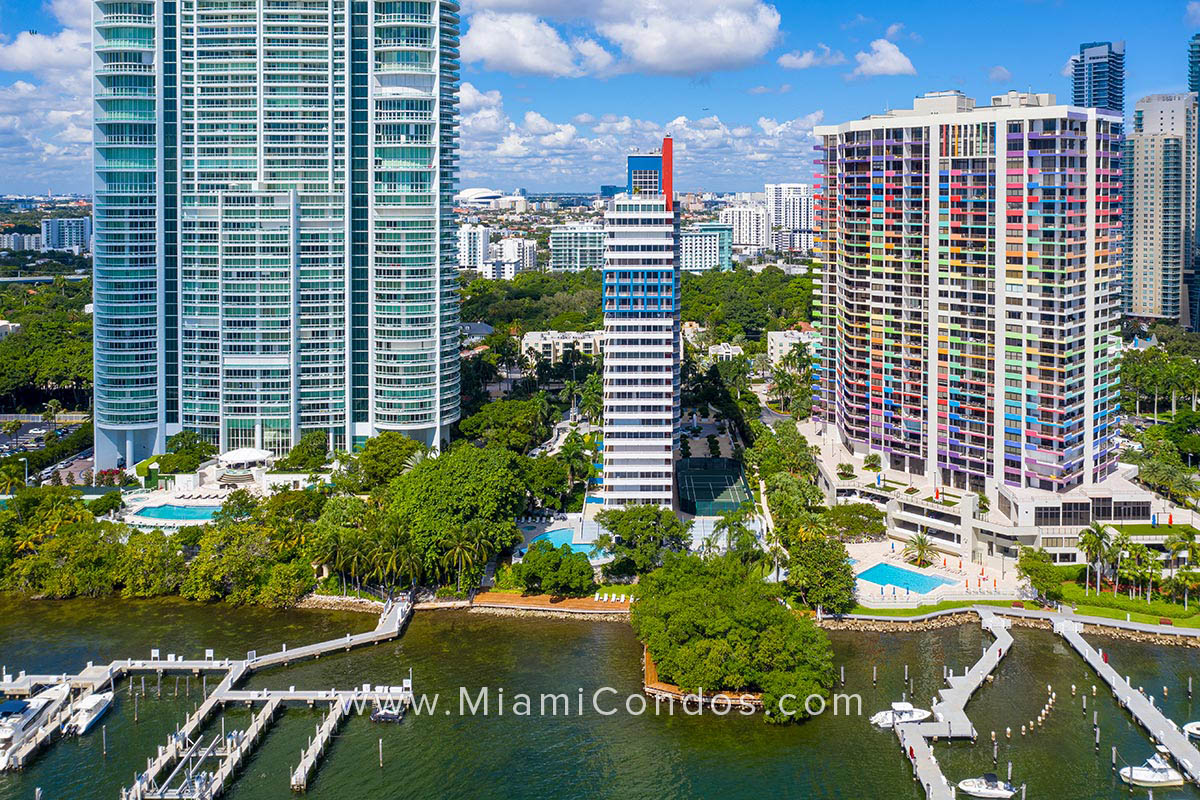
[847,541,1020,609]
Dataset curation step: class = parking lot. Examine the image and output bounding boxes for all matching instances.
[0,422,87,482]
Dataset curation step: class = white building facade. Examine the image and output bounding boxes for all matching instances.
[496,237,537,272]
[457,224,492,270]
[718,204,769,248]
[549,223,604,271]
[602,140,680,508]
[40,217,92,252]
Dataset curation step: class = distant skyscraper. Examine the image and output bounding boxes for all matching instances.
[1069,41,1125,113]
[1190,34,1200,94]
[1126,93,1199,325]
[457,225,493,270]
[549,223,605,272]
[92,1,462,469]
[601,138,680,508]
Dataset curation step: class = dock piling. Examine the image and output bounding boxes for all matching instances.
[379,737,383,768]
[103,724,107,757]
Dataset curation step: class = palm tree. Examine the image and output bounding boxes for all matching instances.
[558,431,590,491]
[580,373,603,425]
[764,525,788,582]
[41,399,64,438]
[441,524,483,594]
[713,506,754,555]
[1110,530,1132,592]
[531,390,553,430]
[0,464,24,495]
[395,540,424,593]
[559,380,580,417]
[1166,527,1200,608]
[1,419,20,445]
[1079,522,1111,595]
[400,447,430,475]
[902,531,935,568]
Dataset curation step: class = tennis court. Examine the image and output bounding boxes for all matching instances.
[677,457,753,516]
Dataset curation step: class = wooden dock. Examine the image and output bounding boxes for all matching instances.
[894,610,1014,800]
[4,594,415,797]
[290,699,350,791]
[1056,619,1200,785]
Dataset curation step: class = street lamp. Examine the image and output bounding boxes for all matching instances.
[18,457,27,485]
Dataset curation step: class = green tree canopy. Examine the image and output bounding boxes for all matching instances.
[458,398,547,454]
[786,536,856,614]
[631,552,834,724]
[513,540,596,597]
[274,430,330,472]
[594,505,693,578]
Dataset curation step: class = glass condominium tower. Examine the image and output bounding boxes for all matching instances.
[92,1,462,469]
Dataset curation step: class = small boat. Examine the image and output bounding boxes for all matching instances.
[369,700,405,723]
[869,701,932,729]
[64,691,113,736]
[1119,749,1185,788]
[0,684,70,770]
[1184,720,1200,740]
[957,773,1017,799]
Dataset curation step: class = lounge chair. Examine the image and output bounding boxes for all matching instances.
[594,593,600,601]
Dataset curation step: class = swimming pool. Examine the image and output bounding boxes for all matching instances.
[528,528,600,557]
[856,562,954,594]
[132,504,219,522]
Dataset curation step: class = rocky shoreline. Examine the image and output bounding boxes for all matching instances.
[1080,623,1200,648]
[816,612,978,633]
[296,593,384,614]
[469,605,629,623]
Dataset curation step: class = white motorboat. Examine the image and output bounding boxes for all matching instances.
[869,701,932,729]
[1184,720,1200,740]
[0,684,70,770]
[64,691,113,736]
[1119,750,1185,788]
[957,773,1017,799]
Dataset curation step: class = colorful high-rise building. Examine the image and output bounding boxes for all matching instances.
[601,138,680,508]
[1070,41,1126,113]
[813,90,1122,496]
[92,1,462,468]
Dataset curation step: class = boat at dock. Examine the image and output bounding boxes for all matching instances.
[1184,720,1200,740]
[1119,748,1185,788]
[869,701,932,729]
[0,684,70,769]
[957,773,1017,798]
[64,691,113,736]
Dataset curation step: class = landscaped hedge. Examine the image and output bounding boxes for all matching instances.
[1060,580,1199,620]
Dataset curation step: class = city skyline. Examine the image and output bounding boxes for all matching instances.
[5,1,1200,193]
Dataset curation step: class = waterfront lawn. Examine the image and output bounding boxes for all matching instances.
[847,599,1025,617]
[1059,581,1200,623]
[1068,604,1200,628]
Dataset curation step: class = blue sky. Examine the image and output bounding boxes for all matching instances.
[2,0,1199,193]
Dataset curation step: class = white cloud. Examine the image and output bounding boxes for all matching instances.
[572,112,597,124]
[848,39,916,78]
[523,110,558,134]
[842,13,874,28]
[747,83,791,95]
[0,0,92,190]
[462,0,781,77]
[1061,57,1076,78]
[461,11,583,76]
[988,65,1012,83]
[777,43,846,70]
[1189,1,1200,25]
[885,22,904,41]
[459,82,503,112]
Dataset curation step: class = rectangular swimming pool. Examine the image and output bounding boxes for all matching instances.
[856,562,955,594]
[132,504,219,522]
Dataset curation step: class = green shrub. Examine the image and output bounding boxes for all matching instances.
[1059,581,1198,619]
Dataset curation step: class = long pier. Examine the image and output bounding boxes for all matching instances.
[894,610,1014,800]
[1055,618,1200,785]
[3,593,414,797]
